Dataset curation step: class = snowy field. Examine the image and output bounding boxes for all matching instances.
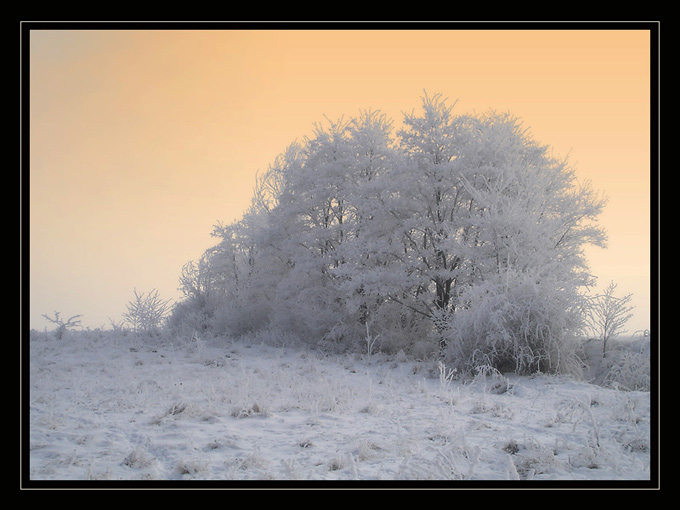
[25,329,655,487]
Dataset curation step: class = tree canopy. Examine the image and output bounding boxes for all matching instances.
[172,93,607,375]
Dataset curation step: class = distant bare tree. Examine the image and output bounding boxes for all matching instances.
[587,281,634,358]
[41,311,82,339]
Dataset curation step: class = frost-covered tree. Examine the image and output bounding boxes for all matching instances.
[383,93,478,348]
[178,255,213,305]
[351,95,606,368]
[263,115,375,342]
[330,110,402,337]
[438,110,607,373]
[169,251,223,335]
[170,92,608,373]
[204,213,277,336]
[586,281,635,358]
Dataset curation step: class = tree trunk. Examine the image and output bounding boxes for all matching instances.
[433,278,453,357]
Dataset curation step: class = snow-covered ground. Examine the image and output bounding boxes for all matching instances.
[25,329,655,486]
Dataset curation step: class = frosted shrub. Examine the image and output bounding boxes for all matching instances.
[603,351,650,391]
[444,270,584,376]
[123,446,156,470]
[123,288,172,335]
[41,311,83,340]
[167,298,214,337]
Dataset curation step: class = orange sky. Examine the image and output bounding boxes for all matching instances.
[28,26,655,333]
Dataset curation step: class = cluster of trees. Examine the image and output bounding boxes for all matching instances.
[170,93,608,375]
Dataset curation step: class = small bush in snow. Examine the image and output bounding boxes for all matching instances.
[443,270,584,376]
[123,446,155,469]
[123,288,172,335]
[41,311,82,339]
[603,351,650,392]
